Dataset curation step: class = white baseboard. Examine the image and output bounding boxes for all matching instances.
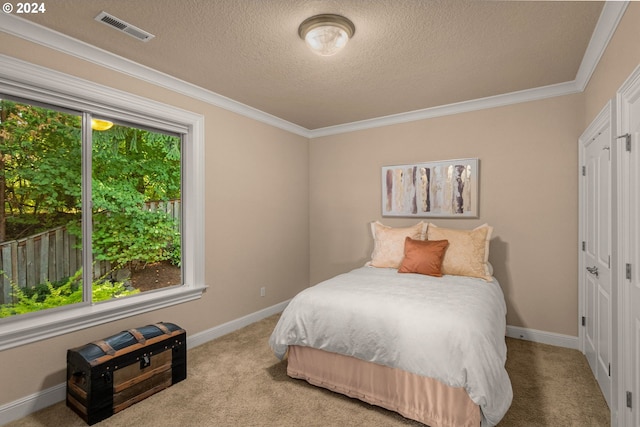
[0,383,66,426]
[187,300,289,349]
[0,300,290,426]
[506,325,579,350]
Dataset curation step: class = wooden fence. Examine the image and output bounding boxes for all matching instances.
[0,200,180,304]
[145,199,181,219]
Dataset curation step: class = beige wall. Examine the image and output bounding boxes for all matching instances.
[309,2,640,340]
[0,34,310,405]
[310,95,584,336]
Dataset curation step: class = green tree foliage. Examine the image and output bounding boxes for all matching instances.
[0,99,181,271]
[84,122,182,269]
[88,209,181,268]
[0,100,81,240]
[0,269,139,318]
[91,124,181,207]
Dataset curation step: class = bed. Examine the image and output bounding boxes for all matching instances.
[269,222,513,427]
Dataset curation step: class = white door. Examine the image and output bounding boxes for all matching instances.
[618,66,640,427]
[581,105,613,408]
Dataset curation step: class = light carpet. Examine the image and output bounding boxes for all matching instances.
[6,314,609,427]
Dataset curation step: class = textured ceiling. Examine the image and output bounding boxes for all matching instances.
[19,0,604,130]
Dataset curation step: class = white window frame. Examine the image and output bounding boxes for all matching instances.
[0,55,206,351]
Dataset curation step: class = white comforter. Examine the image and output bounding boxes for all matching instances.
[269,266,512,426]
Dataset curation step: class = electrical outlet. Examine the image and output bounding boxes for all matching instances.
[260,287,266,297]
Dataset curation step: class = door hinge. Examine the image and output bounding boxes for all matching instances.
[608,363,611,377]
[582,241,586,251]
[608,255,611,269]
[581,316,586,327]
[627,391,633,409]
[627,263,632,281]
[618,133,631,152]
[582,165,586,176]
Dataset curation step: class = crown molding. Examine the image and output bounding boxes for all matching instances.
[308,80,582,138]
[574,0,629,91]
[0,1,628,140]
[0,13,312,138]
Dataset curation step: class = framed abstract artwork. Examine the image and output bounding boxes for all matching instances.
[382,158,479,218]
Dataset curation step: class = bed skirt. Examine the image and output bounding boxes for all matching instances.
[287,345,481,427]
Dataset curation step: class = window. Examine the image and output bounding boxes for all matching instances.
[0,100,185,319]
[0,56,205,350]
[90,120,183,295]
[0,99,84,315]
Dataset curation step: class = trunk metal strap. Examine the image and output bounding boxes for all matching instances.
[92,339,116,356]
[154,323,172,335]
[128,328,146,345]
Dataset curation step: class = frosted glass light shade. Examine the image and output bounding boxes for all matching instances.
[305,25,349,56]
[299,14,355,57]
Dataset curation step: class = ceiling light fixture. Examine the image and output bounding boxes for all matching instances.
[298,14,355,56]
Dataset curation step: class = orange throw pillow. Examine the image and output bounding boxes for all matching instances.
[398,237,449,277]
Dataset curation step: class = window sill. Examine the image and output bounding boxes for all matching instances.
[0,284,207,351]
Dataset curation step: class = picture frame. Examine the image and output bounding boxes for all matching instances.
[381,158,479,218]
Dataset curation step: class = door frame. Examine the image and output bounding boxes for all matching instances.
[616,62,640,427]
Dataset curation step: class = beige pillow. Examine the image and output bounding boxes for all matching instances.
[427,223,493,280]
[369,221,427,268]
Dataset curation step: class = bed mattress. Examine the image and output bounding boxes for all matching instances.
[269,266,512,426]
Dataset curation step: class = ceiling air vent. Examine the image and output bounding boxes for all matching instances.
[94,11,155,42]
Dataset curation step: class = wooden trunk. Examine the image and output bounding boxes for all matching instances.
[66,322,186,425]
